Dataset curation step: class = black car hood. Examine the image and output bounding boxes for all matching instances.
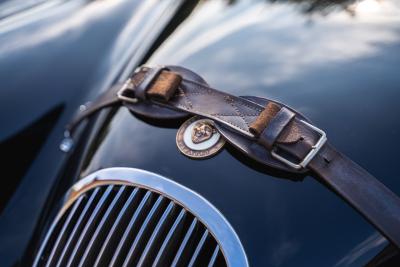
[1,0,400,266]
[81,1,400,266]
[0,0,185,265]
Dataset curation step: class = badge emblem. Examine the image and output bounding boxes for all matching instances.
[176,116,225,159]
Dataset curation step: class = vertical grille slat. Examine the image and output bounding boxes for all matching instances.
[121,195,166,267]
[208,245,220,267]
[44,196,85,267]
[152,209,187,267]
[54,187,102,267]
[188,229,209,267]
[171,218,199,267]
[34,210,68,266]
[77,186,127,267]
[109,190,154,267]
[137,201,178,267]
[65,185,115,267]
[35,176,242,267]
[93,187,141,267]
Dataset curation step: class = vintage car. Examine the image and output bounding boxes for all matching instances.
[0,0,399,266]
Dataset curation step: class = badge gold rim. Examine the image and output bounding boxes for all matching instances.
[176,116,225,159]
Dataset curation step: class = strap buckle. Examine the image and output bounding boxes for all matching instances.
[117,65,167,103]
[271,120,327,170]
[117,78,138,103]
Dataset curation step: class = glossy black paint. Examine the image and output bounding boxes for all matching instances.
[80,1,400,266]
[0,0,186,265]
[1,0,400,266]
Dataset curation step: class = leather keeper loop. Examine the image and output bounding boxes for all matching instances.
[147,70,182,102]
[135,66,165,100]
[249,102,281,136]
[258,107,295,150]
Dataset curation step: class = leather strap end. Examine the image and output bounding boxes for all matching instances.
[249,101,281,136]
[147,70,182,102]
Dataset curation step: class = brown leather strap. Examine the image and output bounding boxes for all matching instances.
[257,107,295,150]
[66,66,400,247]
[310,144,400,247]
[66,68,182,133]
[257,113,400,247]
[66,83,123,132]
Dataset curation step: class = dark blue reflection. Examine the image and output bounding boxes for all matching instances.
[81,0,400,266]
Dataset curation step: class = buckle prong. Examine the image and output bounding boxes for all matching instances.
[271,120,327,170]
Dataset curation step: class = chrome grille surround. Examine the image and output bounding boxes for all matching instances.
[34,167,248,267]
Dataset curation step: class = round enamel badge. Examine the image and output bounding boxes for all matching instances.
[176,116,225,159]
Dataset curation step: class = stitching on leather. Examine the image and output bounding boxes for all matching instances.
[185,91,214,95]
[231,97,264,112]
[183,79,215,95]
[173,91,189,110]
[211,113,259,116]
[132,71,147,87]
[221,96,251,132]
[238,101,264,112]
[176,103,191,110]
[184,78,263,113]
[186,84,215,96]
[195,90,263,112]
[225,96,251,128]
[177,86,193,109]
[213,114,248,131]
[180,79,262,133]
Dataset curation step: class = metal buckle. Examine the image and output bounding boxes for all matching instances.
[117,78,138,103]
[271,120,327,170]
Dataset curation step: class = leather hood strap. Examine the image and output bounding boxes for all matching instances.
[66,65,400,247]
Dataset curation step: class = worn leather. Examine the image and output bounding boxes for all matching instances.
[310,143,400,247]
[66,83,123,132]
[66,65,208,131]
[126,66,206,120]
[135,66,164,100]
[66,65,400,247]
[274,116,400,247]
[213,96,307,174]
[132,66,400,247]
[258,107,295,150]
[249,101,281,136]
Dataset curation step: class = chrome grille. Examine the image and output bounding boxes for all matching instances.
[34,168,247,267]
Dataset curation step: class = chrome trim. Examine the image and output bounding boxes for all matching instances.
[153,209,187,265]
[209,245,221,266]
[41,167,248,267]
[136,201,176,266]
[172,218,198,266]
[94,187,140,266]
[116,78,138,104]
[271,119,327,170]
[189,229,209,265]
